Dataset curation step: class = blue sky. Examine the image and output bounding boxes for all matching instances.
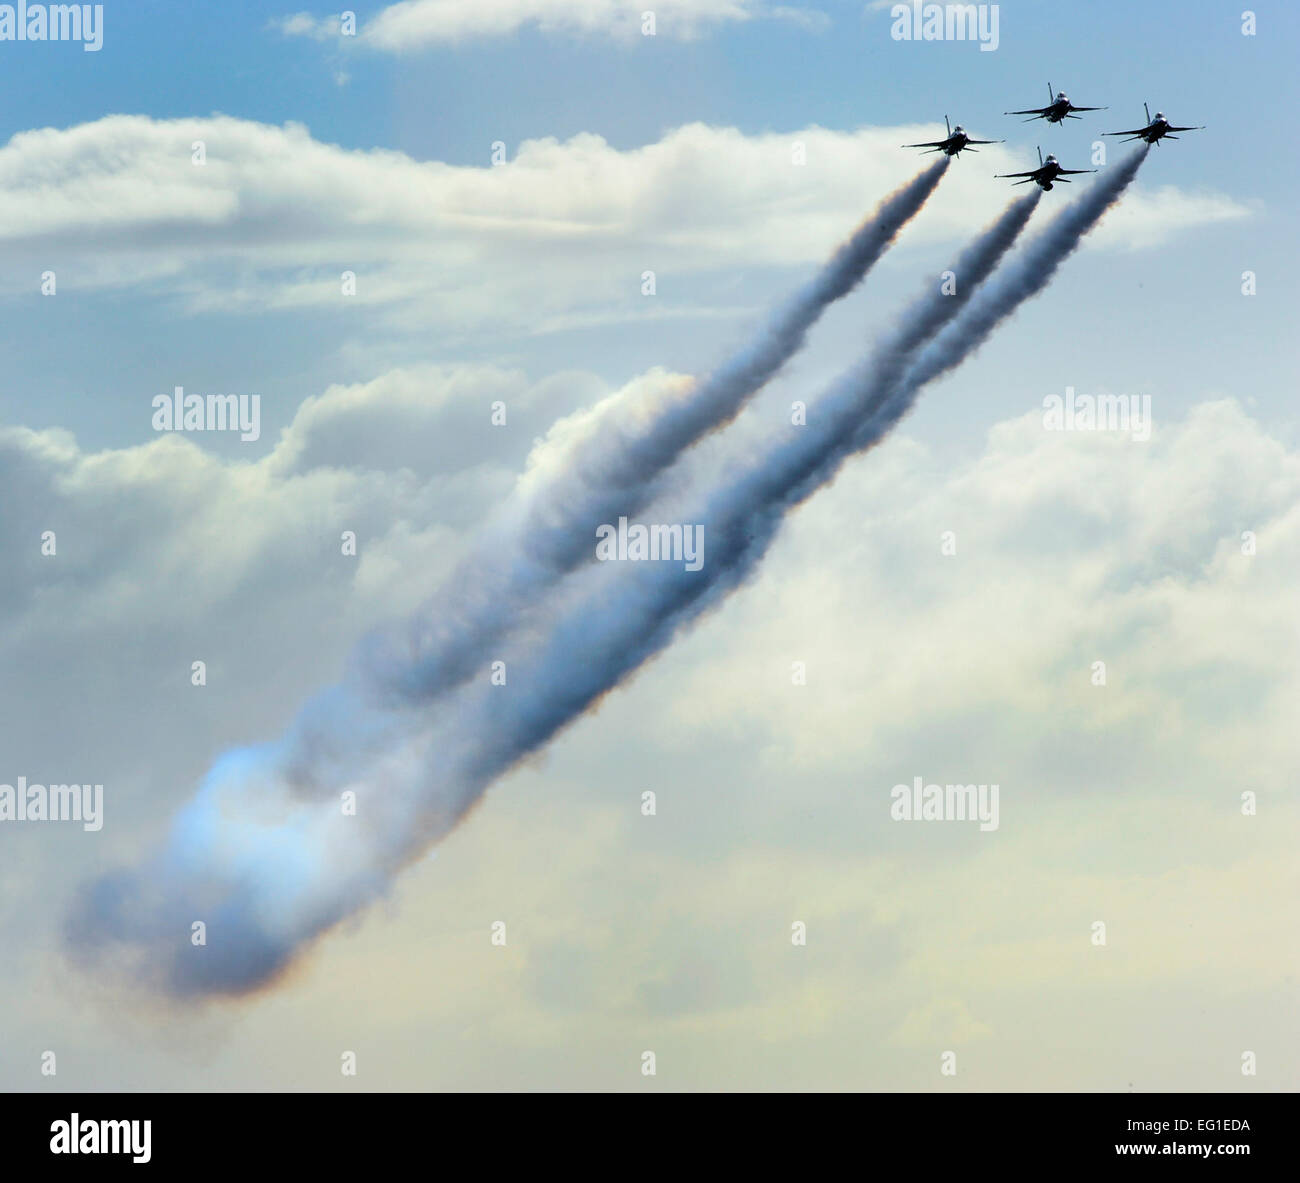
[0,1,1295,454]
[0,2,1292,167]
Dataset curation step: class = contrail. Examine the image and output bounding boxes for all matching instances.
[281,160,950,793]
[432,153,1147,839]
[851,144,1152,456]
[449,187,1051,786]
[410,158,952,675]
[65,153,1147,1000]
[541,150,1152,696]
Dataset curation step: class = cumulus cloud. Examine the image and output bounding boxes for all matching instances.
[5,365,1296,1081]
[1081,181,1252,249]
[0,116,1249,333]
[0,365,622,717]
[664,398,1299,784]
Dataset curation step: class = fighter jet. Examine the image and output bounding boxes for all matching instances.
[902,115,1004,158]
[995,147,1097,191]
[1103,102,1204,146]
[1005,83,1106,124]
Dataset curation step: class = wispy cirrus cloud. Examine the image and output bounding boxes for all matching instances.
[274,0,820,50]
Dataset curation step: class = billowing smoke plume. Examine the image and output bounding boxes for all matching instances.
[280,160,949,793]
[66,152,1145,999]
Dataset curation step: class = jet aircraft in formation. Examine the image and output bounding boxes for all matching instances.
[902,114,1003,158]
[1005,82,1106,124]
[904,84,1202,193]
[1103,102,1206,146]
[995,146,1096,191]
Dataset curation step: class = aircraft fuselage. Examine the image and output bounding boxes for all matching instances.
[1035,162,1064,188]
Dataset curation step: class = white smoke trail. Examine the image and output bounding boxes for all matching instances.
[66,153,1145,999]
[480,151,1149,762]
[441,187,1052,786]
[279,160,950,793]
[850,144,1152,456]
[401,158,950,687]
